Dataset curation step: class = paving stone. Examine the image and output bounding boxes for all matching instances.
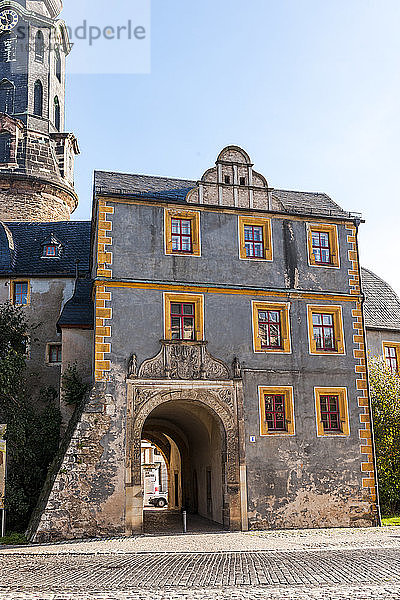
[0,548,399,590]
[3,586,400,600]
[1,527,400,599]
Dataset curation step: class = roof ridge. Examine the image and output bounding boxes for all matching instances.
[273,188,331,198]
[95,174,339,202]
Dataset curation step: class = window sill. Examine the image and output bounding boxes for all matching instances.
[260,431,295,437]
[310,349,345,356]
[166,251,201,257]
[162,338,205,345]
[239,256,273,262]
[317,431,349,437]
[309,262,340,269]
[255,347,291,354]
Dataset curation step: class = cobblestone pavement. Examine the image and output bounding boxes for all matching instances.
[1,525,399,555]
[1,528,400,599]
[3,588,400,600]
[1,547,400,597]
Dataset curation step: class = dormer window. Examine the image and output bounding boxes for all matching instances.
[41,235,62,258]
[43,245,58,257]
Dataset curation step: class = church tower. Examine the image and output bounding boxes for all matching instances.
[0,0,79,221]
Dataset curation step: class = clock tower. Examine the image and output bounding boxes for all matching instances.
[0,0,79,222]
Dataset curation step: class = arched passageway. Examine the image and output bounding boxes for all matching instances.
[125,383,246,534]
[142,399,226,531]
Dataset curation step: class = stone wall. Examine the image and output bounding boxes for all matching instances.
[31,382,127,543]
[0,176,76,221]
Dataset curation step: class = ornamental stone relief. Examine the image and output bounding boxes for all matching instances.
[131,341,232,381]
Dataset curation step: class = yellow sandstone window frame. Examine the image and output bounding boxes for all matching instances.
[164,208,201,256]
[314,387,350,437]
[163,292,204,341]
[307,304,345,355]
[10,279,30,306]
[258,386,295,436]
[382,341,400,374]
[251,300,291,354]
[307,223,340,268]
[238,216,273,261]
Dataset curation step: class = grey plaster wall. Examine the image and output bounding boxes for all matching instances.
[366,328,400,358]
[108,287,357,374]
[108,202,353,294]
[243,369,364,529]
[0,276,74,404]
[60,328,94,427]
[105,284,369,528]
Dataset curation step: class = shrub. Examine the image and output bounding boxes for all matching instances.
[61,363,90,406]
[369,356,400,515]
[0,303,61,531]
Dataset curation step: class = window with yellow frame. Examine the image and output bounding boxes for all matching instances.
[252,301,291,353]
[238,216,272,261]
[382,341,400,374]
[164,292,204,341]
[307,223,339,268]
[165,209,201,256]
[307,304,345,355]
[314,387,350,437]
[259,386,295,436]
[11,280,30,306]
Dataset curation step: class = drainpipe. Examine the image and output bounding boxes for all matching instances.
[354,217,382,526]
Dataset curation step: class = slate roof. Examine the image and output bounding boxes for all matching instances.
[94,171,352,218]
[271,189,350,218]
[0,221,91,276]
[95,171,196,203]
[361,267,400,331]
[57,278,94,330]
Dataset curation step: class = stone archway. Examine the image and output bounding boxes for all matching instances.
[125,381,246,534]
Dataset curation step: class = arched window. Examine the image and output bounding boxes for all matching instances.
[0,79,14,114]
[0,133,11,163]
[35,31,44,63]
[55,47,61,82]
[54,96,60,130]
[34,80,43,116]
[0,33,17,63]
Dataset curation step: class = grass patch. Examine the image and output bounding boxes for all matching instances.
[0,532,29,545]
[382,516,400,526]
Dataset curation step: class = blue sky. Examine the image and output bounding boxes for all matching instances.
[63,0,400,292]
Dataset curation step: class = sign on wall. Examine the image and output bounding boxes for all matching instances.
[0,425,6,511]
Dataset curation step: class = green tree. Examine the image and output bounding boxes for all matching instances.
[61,363,90,406]
[368,355,400,515]
[0,302,61,531]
